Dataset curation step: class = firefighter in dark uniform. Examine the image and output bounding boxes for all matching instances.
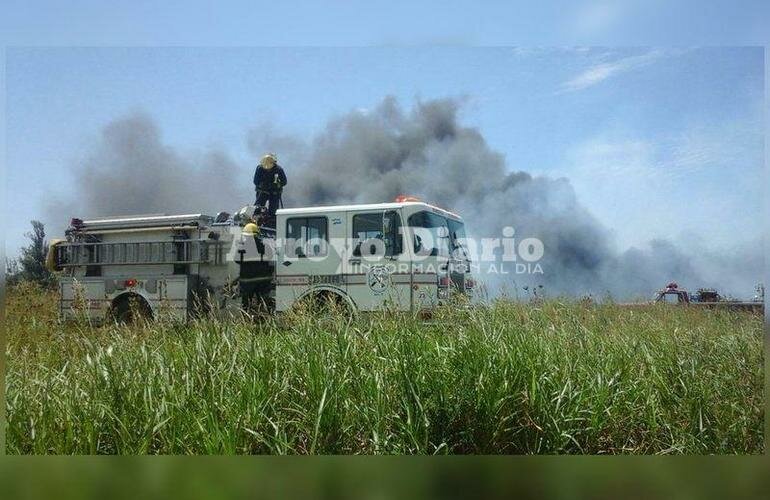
[253,153,287,216]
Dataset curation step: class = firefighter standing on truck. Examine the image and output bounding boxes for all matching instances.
[253,153,287,216]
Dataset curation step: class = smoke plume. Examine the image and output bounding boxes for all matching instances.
[47,97,762,300]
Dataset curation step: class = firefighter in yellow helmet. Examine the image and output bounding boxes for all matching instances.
[253,153,287,216]
[243,222,260,235]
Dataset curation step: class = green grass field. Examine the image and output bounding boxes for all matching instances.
[4,282,764,454]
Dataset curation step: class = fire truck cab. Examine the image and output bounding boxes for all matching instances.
[272,201,475,312]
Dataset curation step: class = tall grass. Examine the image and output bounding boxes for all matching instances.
[4,283,763,454]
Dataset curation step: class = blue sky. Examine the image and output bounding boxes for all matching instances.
[4,46,764,257]
[1,2,768,260]
[1,1,769,46]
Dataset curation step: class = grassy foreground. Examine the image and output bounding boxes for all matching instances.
[4,283,764,454]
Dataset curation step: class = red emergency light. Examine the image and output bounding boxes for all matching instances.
[394,195,421,203]
[124,278,138,288]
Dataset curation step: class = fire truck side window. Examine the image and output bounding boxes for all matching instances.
[352,211,402,257]
[286,217,328,258]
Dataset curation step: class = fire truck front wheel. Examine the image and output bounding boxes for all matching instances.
[111,293,153,324]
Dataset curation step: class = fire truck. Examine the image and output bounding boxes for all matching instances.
[48,198,476,322]
[653,282,762,313]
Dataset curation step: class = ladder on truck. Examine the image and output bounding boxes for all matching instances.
[54,239,226,267]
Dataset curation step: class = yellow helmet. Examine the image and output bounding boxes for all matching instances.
[260,153,277,169]
[243,222,260,235]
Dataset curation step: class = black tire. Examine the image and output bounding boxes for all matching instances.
[111,293,153,324]
[297,291,352,322]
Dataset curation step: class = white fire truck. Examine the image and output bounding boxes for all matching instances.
[49,198,476,322]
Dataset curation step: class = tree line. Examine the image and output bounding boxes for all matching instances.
[5,220,57,289]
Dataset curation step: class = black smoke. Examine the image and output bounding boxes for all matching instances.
[48,113,251,221]
[47,97,762,300]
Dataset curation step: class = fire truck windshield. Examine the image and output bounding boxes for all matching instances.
[447,218,470,262]
[408,211,449,257]
[408,211,468,260]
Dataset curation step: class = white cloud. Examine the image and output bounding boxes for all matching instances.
[551,122,763,250]
[559,49,666,92]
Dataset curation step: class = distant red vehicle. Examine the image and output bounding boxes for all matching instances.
[655,282,690,304]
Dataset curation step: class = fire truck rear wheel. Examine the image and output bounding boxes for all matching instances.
[298,291,352,321]
[111,293,153,324]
